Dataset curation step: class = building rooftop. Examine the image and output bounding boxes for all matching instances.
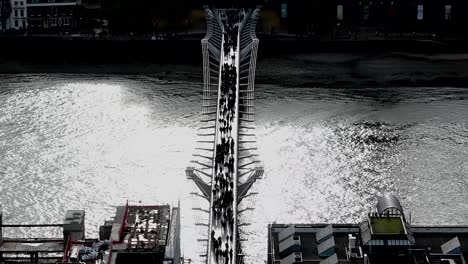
[105,205,170,247]
[267,195,468,264]
[269,224,468,264]
[98,203,179,264]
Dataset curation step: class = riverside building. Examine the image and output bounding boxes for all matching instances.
[0,0,27,30]
[26,0,80,32]
[0,202,181,264]
[11,0,27,30]
[268,194,468,264]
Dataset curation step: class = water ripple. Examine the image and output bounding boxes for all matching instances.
[0,74,467,263]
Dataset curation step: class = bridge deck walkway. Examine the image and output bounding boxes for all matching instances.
[208,10,243,264]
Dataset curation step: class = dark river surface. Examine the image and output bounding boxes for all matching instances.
[0,74,467,263]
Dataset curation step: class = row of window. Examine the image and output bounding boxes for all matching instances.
[388,239,411,246]
[29,13,74,17]
[28,18,73,28]
[15,0,77,7]
[50,17,71,26]
[28,0,76,3]
[368,239,411,246]
[28,7,74,17]
[336,4,453,21]
[13,9,26,18]
[13,19,27,28]
[14,8,73,19]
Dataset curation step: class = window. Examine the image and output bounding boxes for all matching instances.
[281,3,287,18]
[363,5,369,20]
[64,18,70,26]
[417,5,423,20]
[14,10,18,17]
[445,5,451,21]
[337,5,344,20]
[371,240,384,246]
[20,1,23,5]
[51,18,56,26]
[22,20,26,28]
[20,10,24,17]
[15,1,18,6]
[15,20,19,27]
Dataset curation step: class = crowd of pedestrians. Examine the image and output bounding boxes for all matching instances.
[222,11,240,55]
[210,9,244,264]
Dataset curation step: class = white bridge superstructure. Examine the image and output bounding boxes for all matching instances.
[186,6,263,264]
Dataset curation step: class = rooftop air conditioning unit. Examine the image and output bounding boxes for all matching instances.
[346,234,363,259]
[293,252,303,263]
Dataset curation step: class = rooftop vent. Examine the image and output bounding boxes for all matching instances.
[376,194,405,220]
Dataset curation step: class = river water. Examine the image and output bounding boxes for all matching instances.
[0,74,467,263]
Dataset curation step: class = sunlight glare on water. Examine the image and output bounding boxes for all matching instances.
[0,77,198,243]
[0,74,467,263]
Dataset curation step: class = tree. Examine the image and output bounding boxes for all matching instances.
[0,0,12,31]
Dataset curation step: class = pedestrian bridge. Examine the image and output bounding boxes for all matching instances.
[186,6,263,264]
